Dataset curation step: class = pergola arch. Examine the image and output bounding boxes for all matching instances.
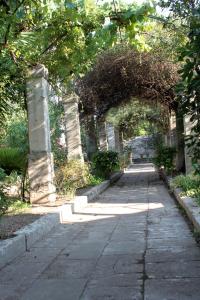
[77,46,179,118]
[77,46,184,172]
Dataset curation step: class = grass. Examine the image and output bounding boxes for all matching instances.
[171,174,200,205]
[0,197,30,218]
[7,199,30,215]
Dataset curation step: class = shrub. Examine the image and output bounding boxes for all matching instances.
[0,148,27,173]
[0,168,6,181]
[92,151,119,179]
[172,174,200,203]
[0,188,10,216]
[55,160,91,196]
[153,144,176,174]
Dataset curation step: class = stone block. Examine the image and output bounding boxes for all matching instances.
[28,152,56,204]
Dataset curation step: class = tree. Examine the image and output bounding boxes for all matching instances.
[159,0,200,170]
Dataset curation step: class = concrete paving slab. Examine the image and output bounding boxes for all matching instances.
[41,257,96,279]
[103,240,145,255]
[82,286,143,300]
[146,261,200,279]
[145,278,200,300]
[21,279,87,300]
[146,247,200,263]
[88,274,142,287]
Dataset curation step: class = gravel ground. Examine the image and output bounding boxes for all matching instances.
[0,185,94,240]
[0,195,71,240]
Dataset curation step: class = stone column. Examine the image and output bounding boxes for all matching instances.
[106,123,115,151]
[63,93,83,161]
[98,119,108,151]
[27,64,56,204]
[184,115,193,174]
[175,110,185,172]
[119,130,124,154]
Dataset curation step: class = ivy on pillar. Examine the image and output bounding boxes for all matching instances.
[63,93,84,161]
[27,64,56,204]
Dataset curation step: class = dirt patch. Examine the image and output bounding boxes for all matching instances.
[0,188,94,240]
[0,196,70,240]
[0,213,42,240]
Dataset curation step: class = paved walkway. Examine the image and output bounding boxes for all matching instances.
[1,164,200,300]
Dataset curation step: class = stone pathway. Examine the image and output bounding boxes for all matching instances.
[1,164,200,300]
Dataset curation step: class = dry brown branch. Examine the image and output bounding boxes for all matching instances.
[77,46,179,117]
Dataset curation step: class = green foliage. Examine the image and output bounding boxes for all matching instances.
[0,188,10,216]
[0,111,28,153]
[0,168,6,181]
[55,159,91,196]
[0,0,155,123]
[92,151,119,179]
[49,101,67,166]
[106,100,169,140]
[0,148,27,174]
[154,144,176,174]
[159,0,200,171]
[172,174,200,204]
[88,174,104,186]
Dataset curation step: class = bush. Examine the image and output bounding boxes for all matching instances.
[0,188,10,216]
[0,148,27,173]
[172,174,200,203]
[153,144,176,174]
[0,168,6,181]
[55,160,91,196]
[92,151,119,179]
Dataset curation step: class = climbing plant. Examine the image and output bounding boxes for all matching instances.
[78,45,179,116]
[0,0,155,123]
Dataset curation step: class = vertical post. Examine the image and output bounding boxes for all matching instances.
[85,115,98,160]
[106,123,115,151]
[27,64,56,204]
[175,110,185,172]
[63,93,83,161]
[184,115,193,174]
[98,118,108,151]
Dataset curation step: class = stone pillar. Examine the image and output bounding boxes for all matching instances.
[119,130,124,154]
[98,119,108,151]
[27,64,56,204]
[106,123,123,153]
[170,111,177,146]
[175,110,185,172]
[85,115,98,160]
[63,93,83,161]
[184,115,193,174]
[106,123,115,151]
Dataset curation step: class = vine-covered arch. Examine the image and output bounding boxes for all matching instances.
[78,46,185,172]
[77,46,179,117]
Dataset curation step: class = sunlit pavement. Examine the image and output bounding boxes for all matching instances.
[1,164,200,299]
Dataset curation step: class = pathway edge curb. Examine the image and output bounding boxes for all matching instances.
[160,169,200,232]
